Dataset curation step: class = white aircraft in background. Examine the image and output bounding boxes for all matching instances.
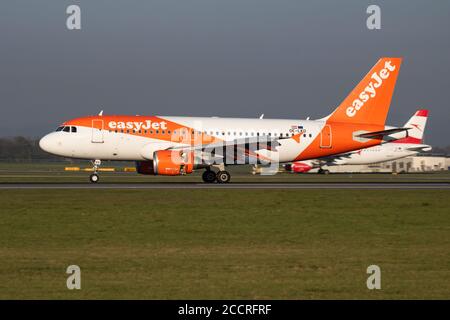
[285,110,431,174]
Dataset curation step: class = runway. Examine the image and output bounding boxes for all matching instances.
[0,182,448,189]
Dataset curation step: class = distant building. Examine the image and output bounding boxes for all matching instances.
[318,155,449,173]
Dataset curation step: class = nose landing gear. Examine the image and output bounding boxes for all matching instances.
[89,173,99,183]
[89,159,101,183]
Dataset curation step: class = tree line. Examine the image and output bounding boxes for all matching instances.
[0,137,59,161]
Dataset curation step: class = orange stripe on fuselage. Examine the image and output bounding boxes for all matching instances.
[294,122,384,161]
[63,115,223,146]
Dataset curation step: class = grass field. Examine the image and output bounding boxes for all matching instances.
[0,188,449,299]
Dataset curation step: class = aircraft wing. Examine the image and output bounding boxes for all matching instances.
[314,152,356,166]
[168,136,288,164]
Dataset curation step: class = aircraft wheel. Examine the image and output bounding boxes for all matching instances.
[322,169,330,175]
[90,173,99,183]
[202,170,217,183]
[216,171,231,183]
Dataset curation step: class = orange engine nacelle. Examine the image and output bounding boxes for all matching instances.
[153,150,194,176]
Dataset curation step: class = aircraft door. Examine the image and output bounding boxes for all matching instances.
[91,119,104,143]
[320,124,332,148]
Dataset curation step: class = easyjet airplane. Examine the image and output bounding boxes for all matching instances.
[285,109,431,174]
[40,57,406,183]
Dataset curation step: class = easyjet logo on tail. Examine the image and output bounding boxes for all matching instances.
[346,60,396,117]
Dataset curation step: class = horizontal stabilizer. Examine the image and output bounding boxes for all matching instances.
[356,127,409,139]
[406,145,432,152]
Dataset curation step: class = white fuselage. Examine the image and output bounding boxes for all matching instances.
[39,116,331,163]
[331,143,431,165]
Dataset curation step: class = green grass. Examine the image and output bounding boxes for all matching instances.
[0,189,449,299]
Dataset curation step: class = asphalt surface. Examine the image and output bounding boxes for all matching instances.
[0,183,448,189]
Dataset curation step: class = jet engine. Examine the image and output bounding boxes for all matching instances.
[153,150,194,175]
[285,161,313,173]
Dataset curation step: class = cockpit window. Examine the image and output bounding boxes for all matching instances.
[63,126,70,132]
[56,126,64,132]
[71,126,77,133]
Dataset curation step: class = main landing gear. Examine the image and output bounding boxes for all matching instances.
[216,171,231,183]
[317,168,330,175]
[202,167,231,183]
[89,159,101,183]
[202,170,217,183]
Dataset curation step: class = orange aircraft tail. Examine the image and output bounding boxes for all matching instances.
[325,57,402,126]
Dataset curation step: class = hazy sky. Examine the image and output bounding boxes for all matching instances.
[0,0,449,146]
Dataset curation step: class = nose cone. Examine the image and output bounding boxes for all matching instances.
[39,134,51,153]
[39,133,59,155]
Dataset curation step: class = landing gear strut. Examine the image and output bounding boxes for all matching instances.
[89,159,101,183]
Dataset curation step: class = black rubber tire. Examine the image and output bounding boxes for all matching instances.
[202,170,217,183]
[89,173,99,183]
[322,169,330,175]
[216,171,231,183]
